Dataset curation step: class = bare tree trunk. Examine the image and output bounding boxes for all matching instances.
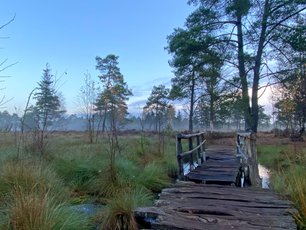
[18,88,38,157]
[95,110,104,143]
[87,117,93,144]
[102,108,107,132]
[209,93,214,132]
[237,14,252,132]
[252,0,269,133]
[189,71,195,132]
[38,111,49,156]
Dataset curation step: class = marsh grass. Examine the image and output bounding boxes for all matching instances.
[93,157,169,199]
[0,157,92,229]
[0,158,67,202]
[136,162,169,193]
[258,143,306,229]
[0,132,177,229]
[6,186,92,230]
[257,145,289,168]
[53,157,100,193]
[98,188,152,230]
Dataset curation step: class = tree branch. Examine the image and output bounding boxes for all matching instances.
[0,14,15,30]
[266,6,306,38]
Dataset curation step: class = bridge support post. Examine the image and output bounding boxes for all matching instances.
[176,135,184,180]
[248,133,261,187]
[237,132,261,187]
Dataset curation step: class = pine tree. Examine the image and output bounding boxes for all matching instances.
[95,55,132,133]
[95,55,132,180]
[33,64,63,154]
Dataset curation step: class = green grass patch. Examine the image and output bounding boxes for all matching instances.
[258,143,306,229]
[257,145,289,168]
[136,162,169,193]
[0,132,178,229]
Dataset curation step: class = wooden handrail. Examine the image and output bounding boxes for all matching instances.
[237,132,252,138]
[179,139,206,158]
[176,132,206,180]
[177,132,205,139]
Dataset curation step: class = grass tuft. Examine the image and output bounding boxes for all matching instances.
[136,162,169,193]
[0,159,67,203]
[0,157,92,229]
[99,188,152,230]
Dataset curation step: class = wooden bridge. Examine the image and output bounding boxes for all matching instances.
[135,132,297,229]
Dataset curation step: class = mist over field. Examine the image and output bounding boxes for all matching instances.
[0,0,305,229]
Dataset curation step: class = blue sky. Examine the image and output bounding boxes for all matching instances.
[0,1,194,115]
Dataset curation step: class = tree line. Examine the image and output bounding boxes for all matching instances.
[1,0,305,146]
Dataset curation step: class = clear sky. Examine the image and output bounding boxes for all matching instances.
[0,1,195,115]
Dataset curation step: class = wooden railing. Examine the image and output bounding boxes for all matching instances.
[236,132,261,187]
[176,132,206,180]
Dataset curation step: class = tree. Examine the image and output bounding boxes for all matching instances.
[200,60,225,131]
[95,55,132,134]
[194,97,210,129]
[257,106,271,130]
[144,84,174,154]
[167,27,224,132]
[95,54,132,180]
[144,85,172,132]
[274,75,305,133]
[0,110,19,132]
[77,72,97,143]
[187,0,306,132]
[32,64,64,154]
[273,22,306,134]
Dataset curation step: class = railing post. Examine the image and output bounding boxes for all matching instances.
[188,137,193,171]
[200,133,205,162]
[236,135,240,155]
[196,135,201,164]
[176,134,184,180]
[249,133,261,187]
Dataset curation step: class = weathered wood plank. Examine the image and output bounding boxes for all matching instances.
[185,145,241,184]
[135,182,297,229]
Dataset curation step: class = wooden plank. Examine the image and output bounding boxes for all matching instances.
[135,182,297,230]
[185,145,241,184]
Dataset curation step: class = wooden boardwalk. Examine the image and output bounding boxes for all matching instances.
[135,142,297,229]
[135,182,296,229]
[186,146,240,185]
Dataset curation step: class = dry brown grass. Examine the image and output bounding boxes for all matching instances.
[9,186,54,230]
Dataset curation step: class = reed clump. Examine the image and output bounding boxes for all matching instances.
[258,143,306,229]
